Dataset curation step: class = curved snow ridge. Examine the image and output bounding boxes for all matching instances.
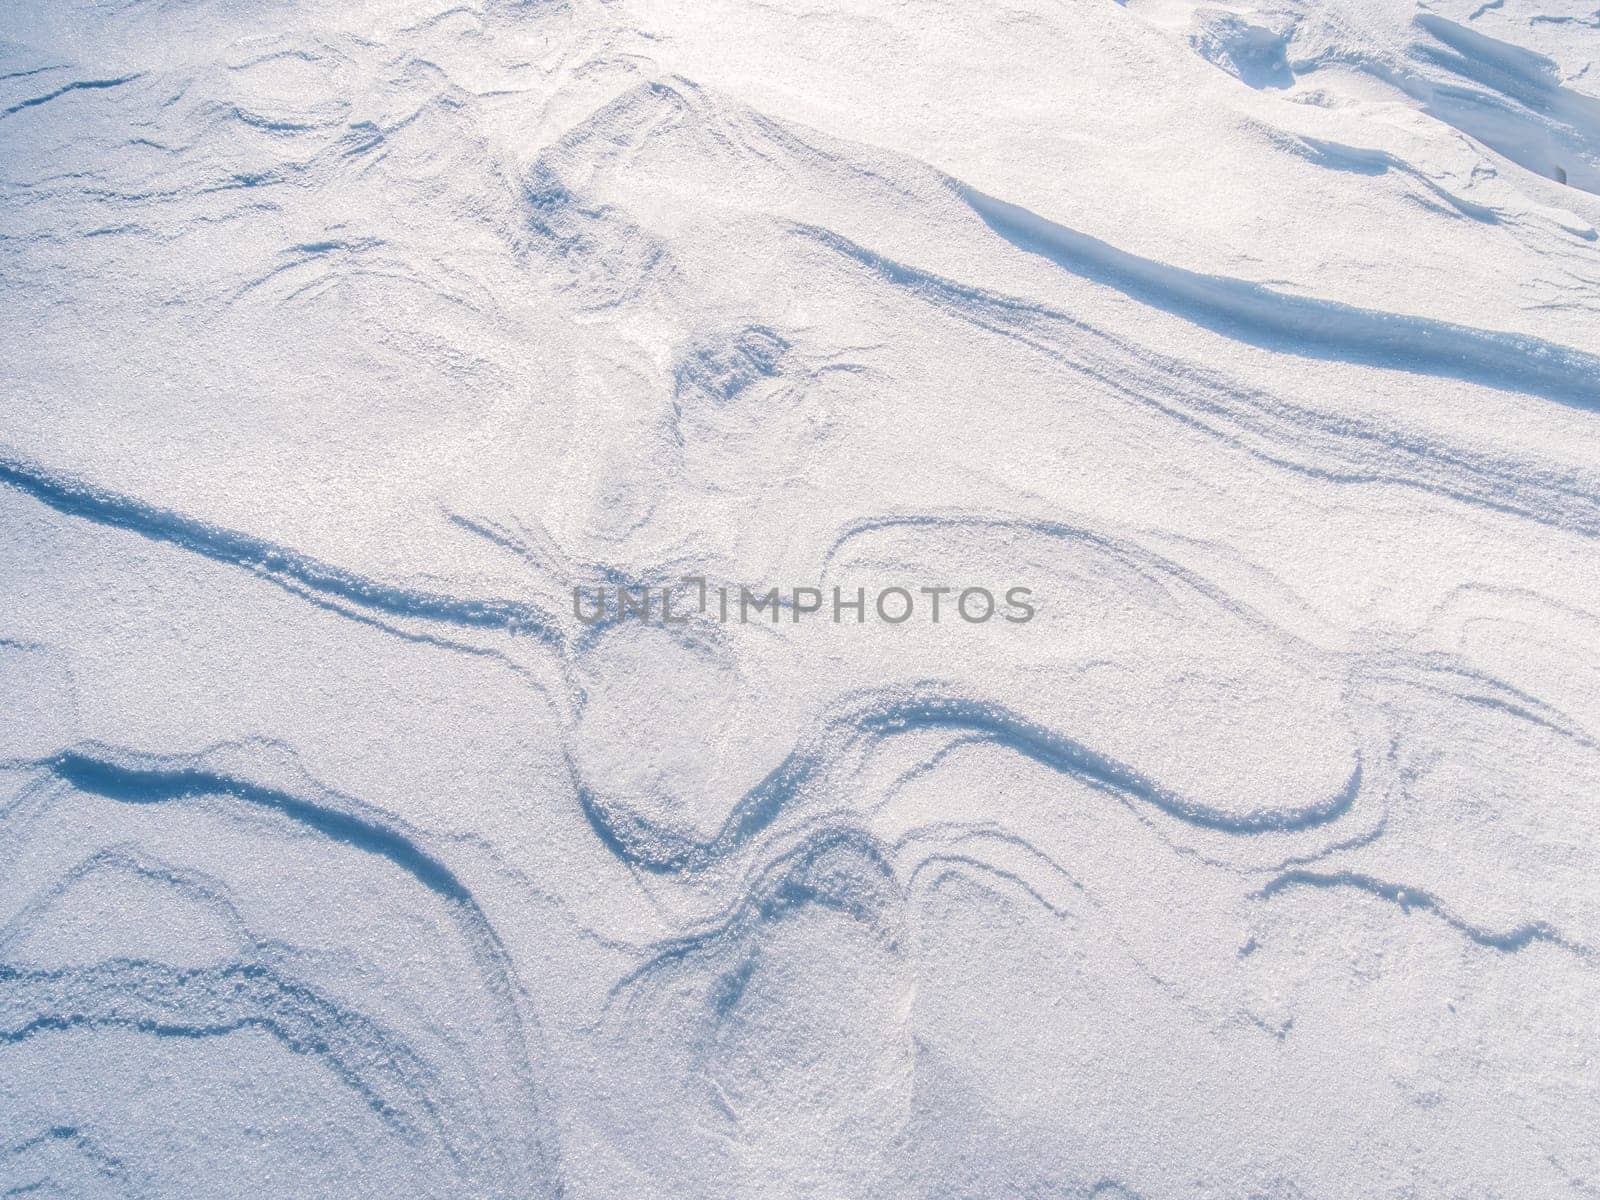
[1359,651,1599,748]
[893,821,1089,904]
[589,826,912,1193]
[852,693,1363,835]
[0,952,552,1196]
[793,222,1600,538]
[1256,869,1592,958]
[955,182,1600,408]
[606,826,904,1008]
[821,511,1289,636]
[0,74,140,120]
[573,685,1366,875]
[905,849,1081,925]
[1274,133,1503,224]
[0,845,252,966]
[4,1123,133,1195]
[1195,5,1600,194]
[1408,14,1600,195]
[0,453,561,647]
[38,747,562,1194]
[0,957,449,1140]
[518,83,690,313]
[49,751,476,904]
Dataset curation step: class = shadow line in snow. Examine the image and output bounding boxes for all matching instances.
[957,183,1600,410]
[1257,869,1590,957]
[574,686,1363,875]
[0,454,559,647]
[36,748,563,1195]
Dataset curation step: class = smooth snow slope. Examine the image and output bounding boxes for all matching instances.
[2,0,1599,1196]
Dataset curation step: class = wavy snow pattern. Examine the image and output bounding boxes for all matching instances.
[573,685,1366,875]
[1,748,563,1198]
[2,0,1598,1196]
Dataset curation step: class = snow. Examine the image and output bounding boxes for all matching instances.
[2,0,1599,1195]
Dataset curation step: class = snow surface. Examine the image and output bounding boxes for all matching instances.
[2,0,1599,1195]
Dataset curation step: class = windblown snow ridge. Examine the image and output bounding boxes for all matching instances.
[49,751,472,903]
[0,958,446,1137]
[957,183,1600,408]
[575,686,1364,874]
[0,454,559,645]
[1257,869,1591,957]
[33,746,563,1195]
[0,74,139,119]
[796,224,1600,538]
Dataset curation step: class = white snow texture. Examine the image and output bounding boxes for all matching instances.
[2,0,1599,1196]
